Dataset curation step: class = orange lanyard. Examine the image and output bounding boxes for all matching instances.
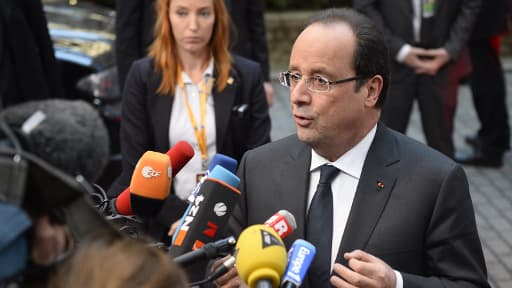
[177,66,214,170]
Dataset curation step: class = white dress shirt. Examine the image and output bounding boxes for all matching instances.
[396,0,423,62]
[307,124,403,288]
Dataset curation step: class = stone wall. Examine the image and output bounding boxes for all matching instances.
[265,11,316,76]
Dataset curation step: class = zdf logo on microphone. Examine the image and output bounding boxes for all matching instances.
[141,166,161,178]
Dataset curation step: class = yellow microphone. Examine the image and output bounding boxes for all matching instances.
[235,224,288,288]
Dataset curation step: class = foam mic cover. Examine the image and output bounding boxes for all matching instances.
[208,153,238,174]
[264,210,297,239]
[169,165,240,258]
[129,151,172,217]
[189,153,238,202]
[167,141,195,177]
[235,224,288,288]
[281,239,316,288]
[113,141,194,216]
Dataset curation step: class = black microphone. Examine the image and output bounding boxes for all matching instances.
[173,236,236,267]
[169,165,240,259]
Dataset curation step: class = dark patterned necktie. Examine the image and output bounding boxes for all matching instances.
[306,164,340,287]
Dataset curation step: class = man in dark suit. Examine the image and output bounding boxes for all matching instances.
[455,0,510,167]
[354,0,481,158]
[115,0,274,105]
[0,0,64,109]
[215,8,489,288]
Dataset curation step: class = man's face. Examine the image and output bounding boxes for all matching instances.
[289,23,372,159]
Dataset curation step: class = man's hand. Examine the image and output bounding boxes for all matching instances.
[212,256,248,288]
[414,48,451,76]
[167,220,180,237]
[263,81,274,107]
[403,46,429,71]
[330,250,396,288]
[31,215,72,265]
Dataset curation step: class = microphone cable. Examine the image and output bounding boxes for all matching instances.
[188,256,236,287]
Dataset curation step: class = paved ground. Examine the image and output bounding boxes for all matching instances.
[268,59,512,287]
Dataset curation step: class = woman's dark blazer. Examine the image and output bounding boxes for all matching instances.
[108,55,271,238]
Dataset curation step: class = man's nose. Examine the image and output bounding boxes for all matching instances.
[290,78,310,104]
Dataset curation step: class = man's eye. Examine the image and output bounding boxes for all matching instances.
[314,76,328,85]
[290,73,301,81]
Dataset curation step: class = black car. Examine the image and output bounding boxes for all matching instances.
[43,0,121,188]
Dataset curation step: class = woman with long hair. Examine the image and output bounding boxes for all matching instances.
[108,0,270,243]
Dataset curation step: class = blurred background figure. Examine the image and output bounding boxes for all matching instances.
[455,0,511,167]
[355,0,481,158]
[0,0,64,109]
[0,99,116,286]
[108,0,270,244]
[49,238,188,288]
[115,0,274,106]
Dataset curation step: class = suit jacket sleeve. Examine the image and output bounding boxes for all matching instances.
[246,0,270,81]
[115,0,145,91]
[354,0,410,58]
[107,60,152,197]
[402,165,489,288]
[442,0,481,59]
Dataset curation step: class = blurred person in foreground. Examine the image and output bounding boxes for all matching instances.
[215,8,489,288]
[0,99,113,286]
[108,0,270,243]
[50,238,188,288]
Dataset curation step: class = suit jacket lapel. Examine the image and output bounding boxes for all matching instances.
[213,69,238,152]
[278,136,311,244]
[334,123,400,266]
[151,74,173,151]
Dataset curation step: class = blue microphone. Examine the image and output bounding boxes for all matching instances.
[281,239,316,288]
[188,153,238,202]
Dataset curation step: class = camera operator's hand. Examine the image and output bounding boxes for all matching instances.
[30,214,72,265]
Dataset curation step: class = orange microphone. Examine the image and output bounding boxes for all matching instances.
[112,141,194,216]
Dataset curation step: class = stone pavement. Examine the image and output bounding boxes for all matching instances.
[268,59,512,288]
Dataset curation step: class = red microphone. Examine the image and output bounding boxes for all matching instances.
[112,141,194,216]
[264,209,297,239]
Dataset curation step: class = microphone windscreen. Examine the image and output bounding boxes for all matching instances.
[129,151,172,217]
[167,141,194,177]
[0,99,109,182]
[235,224,288,288]
[264,209,297,239]
[281,239,316,287]
[208,154,238,174]
[208,165,240,188]
[113,186,132,215]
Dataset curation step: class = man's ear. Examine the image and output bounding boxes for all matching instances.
[364,75,383,107]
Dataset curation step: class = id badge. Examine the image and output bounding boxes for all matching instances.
[422,0,435,18]
[195,171,207,184]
